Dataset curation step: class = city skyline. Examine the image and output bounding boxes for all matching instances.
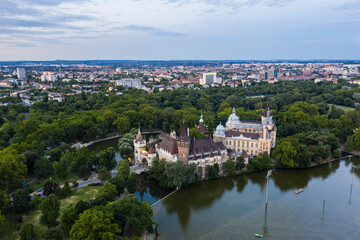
[1,0,359,60]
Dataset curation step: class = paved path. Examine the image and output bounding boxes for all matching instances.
[31,165,148,197]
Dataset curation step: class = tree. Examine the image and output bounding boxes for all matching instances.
[165,161,196,188]
[19,223,35,240]
[96,182,118,204]
[354,129,360,150]
[118,133,135,159]
[113,117,131,135]
[273,141,297,167]
[0,211,4,226]
[98,167,111,183]
[223,159,236,175]
[117,160,130,180]
[146,158,169,188]
[236,156,246,170]
[207,163,219,179]
[13,189,29,213]
[43,180,60,196]
[61,200,90,235]
[61,181,72,198]
[72,180,79,189]
[40,194,60,227]
[111,195,153,235]
[0,148,27,191]
[126,172,138,194]
[42,228,62,240]
[35,157,53,178]
[70,206,121,240]
[99,147,117,171]
[345,136,354,151]
[53,156,69,179]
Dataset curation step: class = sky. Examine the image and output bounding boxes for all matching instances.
[0,0,359,60]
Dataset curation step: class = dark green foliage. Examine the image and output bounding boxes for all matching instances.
[207,163,219,179]
[95,182,118,205]
[247,154,272,171]
[61,181,72,199]
[236,156,246,170]
[98,167,112,183]
[126,172,138,194]
[146,158,169,188]
[39,194,60,227]
[43,180,60,196]
[98,147,117,170]
[42,228,62,240]
[223,159,236,175]
[111,194,153,235]
[34,157,53,178]
[164,161,196,188]
[61,200,90,235]
[19,223,35,240]
[13,189,29,213]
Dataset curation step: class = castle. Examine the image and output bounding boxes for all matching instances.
[133,106,276,178]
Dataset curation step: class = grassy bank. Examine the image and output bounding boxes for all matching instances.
[0,185,103,240]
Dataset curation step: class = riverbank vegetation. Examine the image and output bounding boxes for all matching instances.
[1,80,360,238]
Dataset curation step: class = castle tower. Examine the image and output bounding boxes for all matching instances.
[197,111,209,137]
[177,121,190,163]
[133,126,146,165]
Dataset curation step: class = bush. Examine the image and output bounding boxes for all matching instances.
[19,223,35,240]
[332,149,341,158]
[42,228,62,240]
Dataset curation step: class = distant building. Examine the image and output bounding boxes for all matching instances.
[41,72,57,82]
[259,70,267,80]
[115,78,142,88]
[267,68,278,80]
[200,72,221,85]
[16,68,26,79]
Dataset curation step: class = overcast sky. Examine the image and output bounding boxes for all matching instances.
[0,0,359,60]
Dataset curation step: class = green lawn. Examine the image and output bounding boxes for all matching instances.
[328,104,355,113]
[0,185,103,240]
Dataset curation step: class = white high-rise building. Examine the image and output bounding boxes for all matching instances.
[200,72,217,85]
[41,72,57,82]
[115,78,142,88]
[17,68,26,79]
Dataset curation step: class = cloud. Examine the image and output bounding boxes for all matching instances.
[147,0,295,8]
[120,24,186,36]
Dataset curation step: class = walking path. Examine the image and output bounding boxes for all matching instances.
[151,188,180,207]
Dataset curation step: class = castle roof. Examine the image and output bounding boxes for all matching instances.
[158,134,178,155]
[225,130,261,140]
[178,121,190,142]
[226,108,241,129]
[135,127,144,141]
[189,136,226,155]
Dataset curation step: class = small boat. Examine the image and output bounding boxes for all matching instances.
[294,188,304,194]
[254,233,263,238]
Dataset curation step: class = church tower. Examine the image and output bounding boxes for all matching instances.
[177,121,190,163]
[133,126,146,165]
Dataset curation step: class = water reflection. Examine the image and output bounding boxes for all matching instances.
[160,160,346,234]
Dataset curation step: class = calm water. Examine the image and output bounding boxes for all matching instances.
[90,138,360,240]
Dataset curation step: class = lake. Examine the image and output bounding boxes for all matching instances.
[90,138,360,240]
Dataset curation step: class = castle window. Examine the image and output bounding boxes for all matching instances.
[233,141,236,146]
[251,143,253,148]
[238,141,240,147]
[242,141,244,147]
[245,129,247,132]
[247,142,249,148]
[226,140,228,145]
[253,129,256,132]
[251,150,253,154]
[256,143,258,148]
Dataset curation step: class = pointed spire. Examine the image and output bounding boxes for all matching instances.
[232,107,236,114]
[135,123,143,141]
[199,111,204,123]
[179,121,190,142]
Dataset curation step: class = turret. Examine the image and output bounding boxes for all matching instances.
[177,121,190,163]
